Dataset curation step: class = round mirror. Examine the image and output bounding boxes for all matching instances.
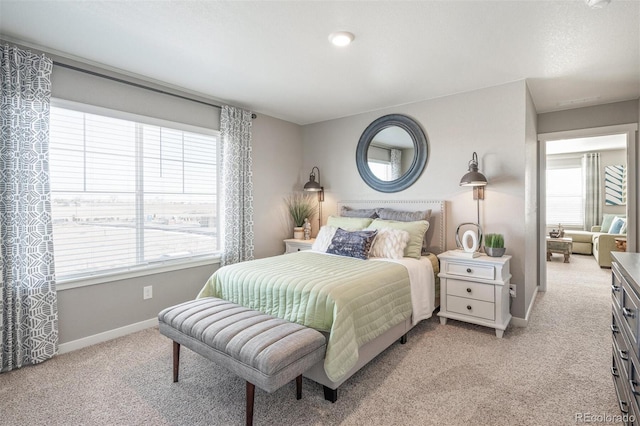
[356,114,428,192]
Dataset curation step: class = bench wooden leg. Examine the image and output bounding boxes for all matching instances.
[400,333,408,344]
[296,375,302,400]
[323,385,338,403]
[246,381,255,426]
[173,341,180,382]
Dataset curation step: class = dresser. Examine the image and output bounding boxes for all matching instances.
[437,251,512,338]
[284,238,315,254]
[611,252,640,424]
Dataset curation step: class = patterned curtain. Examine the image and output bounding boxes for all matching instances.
[582,152,602,231]
[390,149,402,180]
[220,105,255,266]
[0,45,57,372]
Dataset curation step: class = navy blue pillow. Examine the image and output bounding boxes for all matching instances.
[326,228,378,260]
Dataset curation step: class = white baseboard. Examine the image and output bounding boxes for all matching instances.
[511,286,539,327]
[58,317,158,355]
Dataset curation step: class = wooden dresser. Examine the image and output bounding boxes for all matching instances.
[611,252,640,425]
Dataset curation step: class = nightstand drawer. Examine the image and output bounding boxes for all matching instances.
[447,279,495,303]
[284,239,314,254]
[447,295,495,321]
[445,262,495,280]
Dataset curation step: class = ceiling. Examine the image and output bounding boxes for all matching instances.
[1,1,638,125]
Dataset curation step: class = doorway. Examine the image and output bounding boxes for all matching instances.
[537,124,638,292]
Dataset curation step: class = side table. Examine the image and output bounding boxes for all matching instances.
[546,236,573,263]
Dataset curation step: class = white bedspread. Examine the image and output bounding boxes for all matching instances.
[372,255,436,325]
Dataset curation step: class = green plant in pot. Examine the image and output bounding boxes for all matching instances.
[484,233,506,257]
[284,193,317,239]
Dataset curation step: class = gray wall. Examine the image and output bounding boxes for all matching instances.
[301,80,534,319]
[538,100,639,134]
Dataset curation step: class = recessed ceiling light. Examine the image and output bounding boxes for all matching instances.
[328,31,355,47]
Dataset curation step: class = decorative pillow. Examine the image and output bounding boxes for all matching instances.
[621,221,628,234]
[601,213,626,233]
[609,217,626,234]
[326,215,374,230]
[326,228,378,260]
[376,208,431,223]
[367,228,410,259]
[367,219,429,259]
[311,225,338,252]
[340,206,379,219]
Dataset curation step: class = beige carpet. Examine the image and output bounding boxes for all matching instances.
[1,253,620,425]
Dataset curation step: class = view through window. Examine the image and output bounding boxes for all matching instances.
[546,166,584,227]
[49,105,219,279]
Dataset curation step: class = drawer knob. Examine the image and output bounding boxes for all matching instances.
[611,324,620,334]
[466,288,472,293]
[612,365,620,378]
[297,248,301,251]
[619,400,629,415]
[466,305,472,311]
[620,349,629,361]
[466,268,472,273]
[630,379,640,396]
[611,284,621,292]
[623,308,636,319]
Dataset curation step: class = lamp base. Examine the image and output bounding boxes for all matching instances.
[449,249,481,258]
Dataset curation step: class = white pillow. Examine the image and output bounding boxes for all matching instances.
[312,225,338,252]
[367,228,410,259]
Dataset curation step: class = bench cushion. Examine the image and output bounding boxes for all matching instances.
[158,297,326,393]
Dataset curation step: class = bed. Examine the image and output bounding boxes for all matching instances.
[197,199,446,401]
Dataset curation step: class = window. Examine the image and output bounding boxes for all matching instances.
[49,104,219,280]
[546,165,583,227]
[368,160,392,180]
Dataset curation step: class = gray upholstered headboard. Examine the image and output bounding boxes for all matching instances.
[336,200,447,254]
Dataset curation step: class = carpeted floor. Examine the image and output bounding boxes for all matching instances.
[1,253,621,425]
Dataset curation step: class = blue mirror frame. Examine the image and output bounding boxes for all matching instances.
[356,114,428,193]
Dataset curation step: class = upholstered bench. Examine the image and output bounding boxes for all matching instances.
[158,297,327,426]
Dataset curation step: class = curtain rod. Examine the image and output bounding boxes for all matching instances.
[53,61,257,119]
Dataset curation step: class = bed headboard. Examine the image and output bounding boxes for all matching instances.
[336,200,447,254]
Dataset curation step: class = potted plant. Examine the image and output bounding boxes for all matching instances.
[284,193,317,239]
[484,233,506,257]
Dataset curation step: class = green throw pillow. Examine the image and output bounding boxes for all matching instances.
[367,218,430,259]
[326,215,373,230]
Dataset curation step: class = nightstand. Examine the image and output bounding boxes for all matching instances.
[284,238,315,254]
[437,251,512,338]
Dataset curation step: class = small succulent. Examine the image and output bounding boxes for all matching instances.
[485,233,505,249]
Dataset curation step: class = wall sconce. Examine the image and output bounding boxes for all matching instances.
[303,166,324,231]
[456,152,487,255]
[460,152,488,225]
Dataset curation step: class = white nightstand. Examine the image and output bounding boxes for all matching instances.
[284,238,315,254]
[437,251,512,338]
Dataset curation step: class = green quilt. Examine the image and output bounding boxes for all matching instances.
[197,251,412,382]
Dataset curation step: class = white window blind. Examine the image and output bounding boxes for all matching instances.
[368,160,392,181]
[546,166,584,227]
[49,105,219,280]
